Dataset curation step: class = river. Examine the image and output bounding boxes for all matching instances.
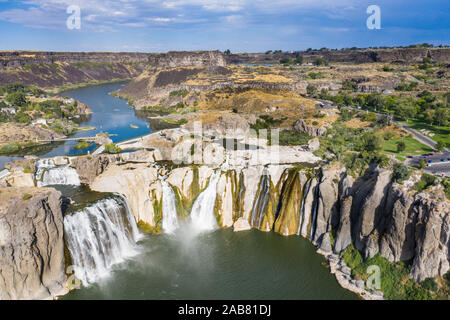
[4,82,357,300]
[0,81,151,168]
[64,229,357,300]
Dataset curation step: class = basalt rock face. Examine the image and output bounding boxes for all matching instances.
[70,155,111,185]
[0,188,66,300]
[292,119,327,136]
[330,166,450,281]
[227,47,450,64]
[0,52,150,87]
[64,147,448,284]
[147,51,227,69]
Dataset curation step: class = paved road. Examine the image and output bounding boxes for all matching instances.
[396,122,438,150]
[424,162,450,177]
[406,150,450,177]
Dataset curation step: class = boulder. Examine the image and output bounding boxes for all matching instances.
[233,217,251,232]
[293,119,327,136]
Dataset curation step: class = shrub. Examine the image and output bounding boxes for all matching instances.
[397,141,406,152]
[436,141,445,151]
[6,92,27,107]
[22,193,32,201]
[169,89,189,98]
[306,83,317,96]
[313,57,328,66]
[74,141,91,150]
[104,143,121,154]
[421,278,438,292]
[392,163,410,183]
[0,143,20,154]
[413,173,436,192]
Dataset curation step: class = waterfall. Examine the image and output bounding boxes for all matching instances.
[309,183,320,241]
[64,195,140,285]
[190,170,220,232]
[36,159,80,187]
[161,180,179,234]
[297,179,311,235]
[250,172,271,229]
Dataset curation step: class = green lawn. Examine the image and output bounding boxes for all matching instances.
[404,119,450,147]
[383,136,433,157]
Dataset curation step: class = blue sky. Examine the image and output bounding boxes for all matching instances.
[0,0,448,52]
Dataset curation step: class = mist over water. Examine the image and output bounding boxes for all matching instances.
[161,180,179,234]
[190,171,220,233]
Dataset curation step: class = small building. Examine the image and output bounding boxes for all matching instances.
[32,118,47,126]
[63,98,75,104]
[2,107,16,114]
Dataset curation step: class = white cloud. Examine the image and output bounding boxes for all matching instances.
[0,0,356,30]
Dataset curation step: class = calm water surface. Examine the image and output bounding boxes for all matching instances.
[64,228,357,300]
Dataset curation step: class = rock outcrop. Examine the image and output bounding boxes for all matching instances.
[292,119,327,136]
[0,187,66,300]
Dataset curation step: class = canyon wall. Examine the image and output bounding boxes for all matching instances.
[227,47,450,64]
[0,187,66,300]
[0,51,226,88]
[85,154,449,282]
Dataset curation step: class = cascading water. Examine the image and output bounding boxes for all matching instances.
[297,179,312,235]
[36,159,80,187]
[250,172,271,229]
[64,195,140,285]
[161,180,179,234]
[190,170,220,232]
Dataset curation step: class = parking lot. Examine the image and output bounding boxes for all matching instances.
[407,151,450,177]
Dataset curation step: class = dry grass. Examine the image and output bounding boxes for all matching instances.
[343,118,372,129]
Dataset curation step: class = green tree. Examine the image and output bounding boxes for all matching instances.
[6,92,27,107]
[392,163,410,183]
[362,134,383,153]
[397,141,406,152]
[224,49,231,55]
[295,55,303,64]
[306,83,317,96]
[365,92,384,112]
[436,141,445,151]
[419,159,427,169]
[313,57,327,66]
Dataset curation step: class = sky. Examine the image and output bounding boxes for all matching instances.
[0,0,448,52]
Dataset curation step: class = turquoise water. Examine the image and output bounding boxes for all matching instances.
[45,82,151,156]
[63,228,357,300]
[0,82,151,167]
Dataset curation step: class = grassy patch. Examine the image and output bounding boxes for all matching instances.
[74,141,92,150]
[22,193,33,201]
[405,119,450,147]
[0,142,21,154]
[341,245,445,300]
[382,136,433,156]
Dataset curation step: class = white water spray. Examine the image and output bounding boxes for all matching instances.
[190,170,220,233]
[64,195,140,285]
[36,159,80,187]
[161,180,179,234]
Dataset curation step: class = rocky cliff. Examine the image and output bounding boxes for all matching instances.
[84,150,448,284]
[0,51,228,88]
[0,187,66,300]
[227,47,450,64]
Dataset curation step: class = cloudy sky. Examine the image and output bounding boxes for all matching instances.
[0,0,448,52]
